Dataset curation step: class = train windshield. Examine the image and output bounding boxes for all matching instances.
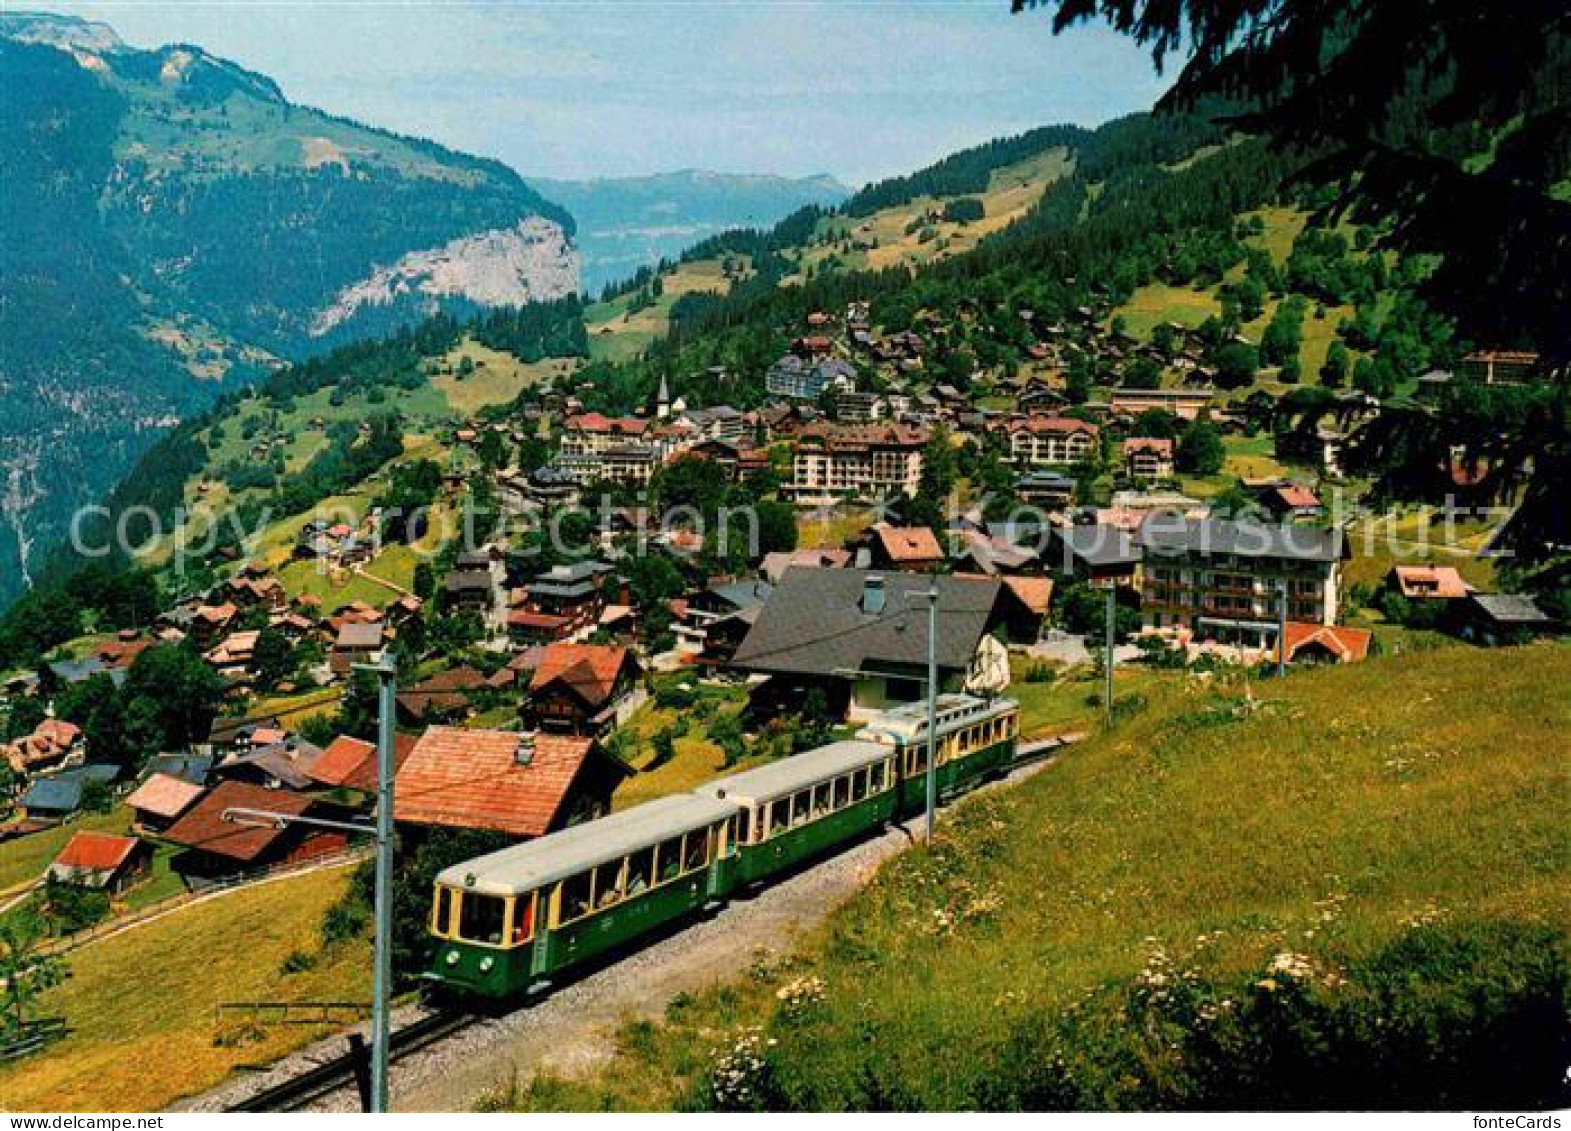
[457,892,506,944]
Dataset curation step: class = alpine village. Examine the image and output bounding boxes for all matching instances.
[0,2,1567,1116]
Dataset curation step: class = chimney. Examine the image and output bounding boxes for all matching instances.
[861,574,886,616]
[515,732,536,767]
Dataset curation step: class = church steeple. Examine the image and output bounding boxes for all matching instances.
[656,372,671,419]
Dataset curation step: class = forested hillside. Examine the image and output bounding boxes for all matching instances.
[0,12,578,609]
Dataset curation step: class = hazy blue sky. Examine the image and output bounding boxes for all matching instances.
[51,1,1173,184]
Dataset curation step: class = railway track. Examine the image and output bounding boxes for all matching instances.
[225,1009,476,1112]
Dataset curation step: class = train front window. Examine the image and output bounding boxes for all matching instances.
[432,886,454,936]
[457,892,506,945]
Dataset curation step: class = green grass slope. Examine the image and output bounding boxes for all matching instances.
[505,642,1570,1112]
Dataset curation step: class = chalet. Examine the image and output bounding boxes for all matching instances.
[1281,623,1373,666]
[20,765,117,820]
[1122,437,1175,481]
[442,551,501,614]
[1015,470,1077,509]
[1006,416,1099,467]
[1045,524,1143,589]
[1449,593,1559,646]
[865,525,946,573]
[125,772,207,833]
[48,832,150,894]
[162,781,355,881]
[731,569,1010,721]
[190,602,240,646]
[525,644,643,735]
[205,630,260,680]
[394,728,629,839]
[331,621,385,676]
[508,560,614,644]
[760,547,852,583]
[1386,565,1473,602]
[395,665,487,724]
[674,580,773,658]
[1259,483,1324,521]
[213,738,325,791]
[951,530,1041,577]
[3,718,84,776]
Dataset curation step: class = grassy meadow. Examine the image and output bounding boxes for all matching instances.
[498,642,1570,1111]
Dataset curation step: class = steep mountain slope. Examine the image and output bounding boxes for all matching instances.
[0,11,578,606]
[534,170,847,294]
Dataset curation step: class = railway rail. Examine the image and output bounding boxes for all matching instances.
[224,1009,475,1112]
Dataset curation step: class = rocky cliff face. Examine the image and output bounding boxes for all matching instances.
[311,217,580,337]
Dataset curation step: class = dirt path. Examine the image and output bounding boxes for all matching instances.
[220,755,1064,1113]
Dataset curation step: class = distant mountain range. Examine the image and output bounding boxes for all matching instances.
[534,170,849,294]
[0,12,576,606]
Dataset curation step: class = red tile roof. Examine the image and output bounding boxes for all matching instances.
[1390,565,1472,600]
[528,644,632,708]
[55,831,142,873]
[161,781,318,862]
[1123,437,1174,457]
[1282,622,1373,664]
[342,733,419,795]
[308,736,377,788]
[567,412,648,435]
[125,773,207,820]
[1274,484,1321,509]
[873,526,944,564]
[394,728,599,837]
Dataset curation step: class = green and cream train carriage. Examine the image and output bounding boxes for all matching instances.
[426,694,1020,1000]
[856,693,1021,811]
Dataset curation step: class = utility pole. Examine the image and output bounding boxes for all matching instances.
[219,653,398,1114]
[367,651,397,1114]
[1103,584,1115,725]
[924,584,939,843]
[1277,579,1288,678]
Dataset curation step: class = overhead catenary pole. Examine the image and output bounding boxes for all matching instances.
[1103,584,1115,725]
[924,583,939,843]
[1277,578,1288,678]
[368,652,397,1114]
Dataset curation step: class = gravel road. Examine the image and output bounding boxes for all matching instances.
[178,754,1063,1113]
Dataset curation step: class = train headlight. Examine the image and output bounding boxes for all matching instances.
[479,956,495,973]
[446,950,459,966]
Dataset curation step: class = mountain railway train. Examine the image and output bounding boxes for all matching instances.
[426,693,1020,1000]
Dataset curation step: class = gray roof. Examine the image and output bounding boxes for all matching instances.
[1469,593,1554,624]
[698,741,890,805]
[21,764,117,813]
[1139,518,1343,563]
[1051,524,1142,568]
[436,793,738,896]
[731,568,1002,677]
